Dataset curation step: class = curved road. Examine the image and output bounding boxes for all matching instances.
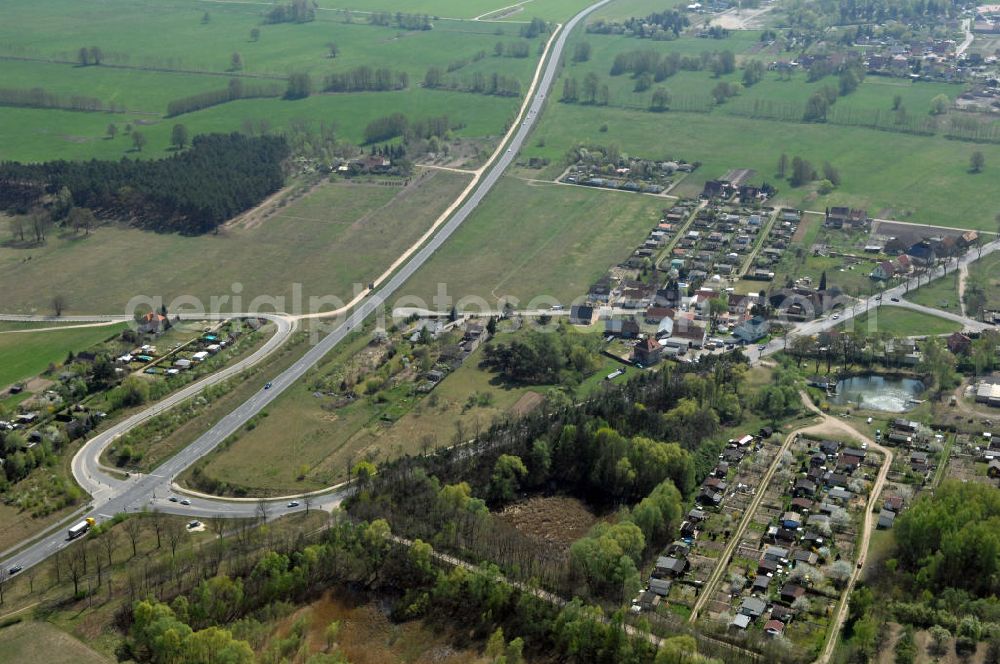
[0,0,610,575]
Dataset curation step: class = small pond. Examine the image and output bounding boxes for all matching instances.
[829,374,926,412]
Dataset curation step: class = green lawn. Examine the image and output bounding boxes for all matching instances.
[521,102,1000,231]
[906,269,963,312]
[0,171,470,315]
[0,0,546,162]
[839,306,961,337]
[319,0,596,21]
[772,252,881,297]
[0,87,520,163]
[965,251,1000,311]
[401,175,667,306]
[0,324,127,390]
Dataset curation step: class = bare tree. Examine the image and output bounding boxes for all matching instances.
[52,295,67,317]
[50,550,62,584]
[25,566,38,594]
[67,549,85,596]
[0,568,7,605]
[101,528,118,566]
[256,499,268,523]
[209,515,228,540]
[165,518,184,558]
[124,517,143,558]
[8,217,25,242]
[150,509,164,549]
[302,494,312,515]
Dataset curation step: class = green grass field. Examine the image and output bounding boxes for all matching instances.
[965,251,1000,311]
[0,0,547,162]
[0,324,127,390]
[840,306,961,337]
[521,102,1000,231]
[0,171,470,314]
[906,269,963,311]
[401,175,668,306]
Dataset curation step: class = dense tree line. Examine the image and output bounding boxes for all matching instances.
[587,10,689,39]
[362,112,451,144]
[118,514,725,664]
[424,67,522,97]
[561,74,610,105]
[368,11,432,30]
[520,17,550,38]
[610,49,732,81]
[0,133,289,233]
[263,0,315,23]
[165,79,283,117]
[496,40,532,58]
[0,87,120,113]
[322,66,409,93]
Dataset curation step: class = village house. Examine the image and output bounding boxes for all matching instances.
[870,261,896,281]
[605,317,641,339]
[734,315,770,343]
[633,337,663,367]
[569,304,599,325]
[946,332,972,356]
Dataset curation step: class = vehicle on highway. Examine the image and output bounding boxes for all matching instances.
[8,565,22,575]
[264,382,272,390]
[180,499,191,506]
[287,501,300,508]
[890,297,900,302]
[168,496,178,502]
[68,517,96,540]
[875,294,882,301]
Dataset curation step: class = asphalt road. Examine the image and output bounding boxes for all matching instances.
[0,0,611,576]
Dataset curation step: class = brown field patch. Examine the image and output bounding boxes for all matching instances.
[509,391,544,417]
[496,495,603,547]
[269,590,488,664]
[0,621,110,664]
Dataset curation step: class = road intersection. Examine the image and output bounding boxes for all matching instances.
[0,0,613,577]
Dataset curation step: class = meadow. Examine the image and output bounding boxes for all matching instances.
[0,324,127,390]
[521,102,1000,231]
[0,0,547,163]
[965,251,1000,311]
[506,22,1000,231]
[905,269,964,311]
[400,175,668,306]
[840,306,962,337]
[0,171,470,314]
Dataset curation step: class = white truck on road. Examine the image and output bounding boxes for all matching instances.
[67,517,96,540]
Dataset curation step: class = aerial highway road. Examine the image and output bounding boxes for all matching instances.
[0,0,612,576]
